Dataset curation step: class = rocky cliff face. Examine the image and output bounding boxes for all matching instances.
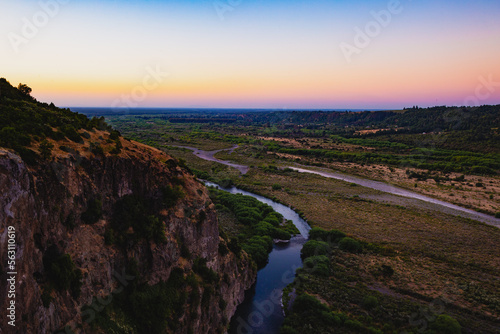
[0,136,256,333]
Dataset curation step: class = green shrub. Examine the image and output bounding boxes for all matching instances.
[89,142,104,155]
[309,227,346,242]
[193,257,218,284]
[303,255,330,276]
[280,325,299,334]
[301,240,330,259]
[210,189,292,267]
[126,268,187,333]
[0,126,31,149]
[339,237,363,253]
[282,294,338,331]
[104,227,115,245]
[292,294,330,314]
[41,288,53,308]
[109,130,121,140]
[42,247,82,298]
[430,314,461,334]
[242,236,273,268]
[111,195,166,244]
[362,296,379,310]
[39,139,53,160]
[228,238,241,255]
[218,242,229,256]
[272,183,282,190]
[60,125,82,143]
[162,185,184,208]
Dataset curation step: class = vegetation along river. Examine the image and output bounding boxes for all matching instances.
[204,181,311,334]
[179,145,499,228]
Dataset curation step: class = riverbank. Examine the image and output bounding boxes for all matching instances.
[206,182,310,334]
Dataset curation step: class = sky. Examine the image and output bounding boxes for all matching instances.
[1,0,500,109]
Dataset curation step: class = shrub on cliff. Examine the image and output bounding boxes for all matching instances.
[161,185,184,208]
[111,194,166,245]
[42,246,82,298]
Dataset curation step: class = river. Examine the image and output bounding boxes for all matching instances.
[194,147,499,333]
[204,182,310,334]
[175,145,499,228]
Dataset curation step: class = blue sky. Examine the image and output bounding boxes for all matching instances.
[1,0,500,108]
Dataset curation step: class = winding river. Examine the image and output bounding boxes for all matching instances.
[204,182,310,334]
[189,146,500,333]
[176,145,500,228]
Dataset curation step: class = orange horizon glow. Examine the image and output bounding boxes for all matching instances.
[2,0,500,109]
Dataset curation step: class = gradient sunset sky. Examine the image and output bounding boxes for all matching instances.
[2,0,500,109]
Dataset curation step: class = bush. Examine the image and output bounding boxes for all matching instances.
[242,236,273,268]
[292,294,330,314]
[303,255,330,276]
[0,126,31,149]
[60,125,82,143]
[339,237,363,253]
[430,314,461,334]
[43,246,82,298]
[109,130,121,140]
[193,257,218,284]
[162,185,184,208]
[111,195,166,244]
[89,142,104,156]
[126,268,187,333]
[362,296,379,310]
[218,242,229,256]
[280,325,299,334]
[41,288,53,308]
[301,240,330,259]
[39,139,53,160]
[309,227,346,242]
[272,183,282,191]
[283,294,338,331]
[228,238,241,255]
[380,264,394,277]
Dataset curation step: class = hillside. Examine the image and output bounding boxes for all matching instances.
[0,78,256,333]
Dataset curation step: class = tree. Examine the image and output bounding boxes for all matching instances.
[17,83,32,96]
[39,139,54,160]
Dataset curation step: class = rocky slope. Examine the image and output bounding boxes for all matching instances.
[0,85,256,333]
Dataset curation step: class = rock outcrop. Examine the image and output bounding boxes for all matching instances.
[0,137,256,333]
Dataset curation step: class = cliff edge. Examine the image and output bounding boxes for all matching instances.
[0,79,256,333]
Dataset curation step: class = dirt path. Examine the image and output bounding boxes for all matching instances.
[289,166,500,228]
[171,145,249,174]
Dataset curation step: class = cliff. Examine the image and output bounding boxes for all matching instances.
[0,79,256,333]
